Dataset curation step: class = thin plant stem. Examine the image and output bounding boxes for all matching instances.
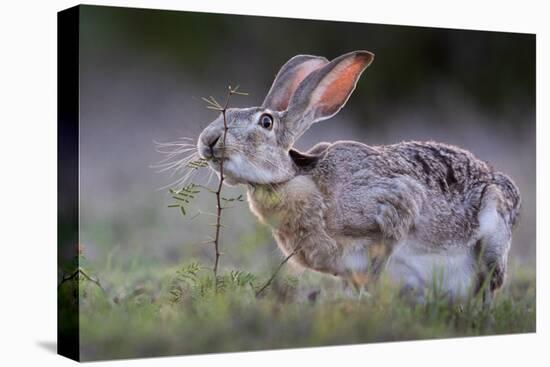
[211,85,247,289]
[255,234,309,297]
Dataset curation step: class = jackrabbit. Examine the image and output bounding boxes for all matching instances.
[197,51,521,302]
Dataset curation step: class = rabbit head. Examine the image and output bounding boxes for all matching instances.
[198,51,374,185]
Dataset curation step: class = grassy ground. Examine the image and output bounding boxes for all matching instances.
[60,254,535,361]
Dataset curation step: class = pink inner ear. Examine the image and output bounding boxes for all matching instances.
[278,68,308,111]
[318,58,367,115]
[277,59,327,111]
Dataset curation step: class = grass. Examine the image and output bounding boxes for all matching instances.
[59,253,536,361]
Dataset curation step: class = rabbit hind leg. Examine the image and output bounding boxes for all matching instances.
[475,185,512,303]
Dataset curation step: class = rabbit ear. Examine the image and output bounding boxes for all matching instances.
[283,51,374,143]
[262,55,329,112]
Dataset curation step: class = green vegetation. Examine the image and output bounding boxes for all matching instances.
[60,250,535,361]
[62,79,535,361]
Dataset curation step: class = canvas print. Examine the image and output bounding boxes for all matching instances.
[58,5,536,362]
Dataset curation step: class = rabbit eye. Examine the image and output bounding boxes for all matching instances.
[259,113,273,130]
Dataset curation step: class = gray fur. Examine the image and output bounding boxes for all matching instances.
[197,51,521,301]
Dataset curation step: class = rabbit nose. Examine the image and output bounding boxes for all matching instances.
[208,135,220,150]
[199,133,220,159]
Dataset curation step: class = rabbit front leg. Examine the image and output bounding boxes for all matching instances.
[337,238,396,292]
[262,176,342,275]
[273,225,346,284]
[367,240,395,281]
[289,228,394,290]
[298,230,341,274]
[297,232,391,295]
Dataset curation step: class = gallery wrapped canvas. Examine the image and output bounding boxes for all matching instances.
[58,4,535,362]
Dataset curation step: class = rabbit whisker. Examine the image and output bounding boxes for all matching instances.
[154,150,197,168]
[153,152,199,173]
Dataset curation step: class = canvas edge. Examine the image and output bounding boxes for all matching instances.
[57,4,81,362]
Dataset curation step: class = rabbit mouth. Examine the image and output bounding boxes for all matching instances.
[206,155,232,174]
[211,156,229,164]
[198,146,229,166]
[205,157,244,186]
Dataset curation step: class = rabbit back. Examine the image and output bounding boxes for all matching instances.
[310,140,520,248]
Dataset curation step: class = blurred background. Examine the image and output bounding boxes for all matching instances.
[78,5,535,277]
